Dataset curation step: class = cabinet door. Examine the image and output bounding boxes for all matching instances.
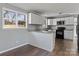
[47,19,51,25]
[50,19,53,25]
[53,19,57,25]
[74,18,77,25]
[69,17,74,25]
[47,19,53,25]
[64,31,73,40]
[65,17,74,25]
[37,15,45,24]
[29,13,45,24]
[29,13,38,24]
[47,18,58,25]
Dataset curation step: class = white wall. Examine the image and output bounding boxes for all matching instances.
[0,3,33,52]
[0,3,54,52]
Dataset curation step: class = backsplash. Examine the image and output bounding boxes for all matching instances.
[28,24,42,31]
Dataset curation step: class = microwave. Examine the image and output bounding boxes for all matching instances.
[57,21,65,25]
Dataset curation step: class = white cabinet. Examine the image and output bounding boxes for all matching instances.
[28,13,45,24]
[65,26,74,30]
[65,17,74,25]
[47,17,77,25]
[64,30,73,40]
[47,19,56,25]
[30,32,55,51]
[74,18,77,23]
[53,19,57,25]
[47,19,53,25]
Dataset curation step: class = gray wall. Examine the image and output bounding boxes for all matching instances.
[0,3,33,52]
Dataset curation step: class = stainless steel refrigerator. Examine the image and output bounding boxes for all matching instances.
[77,15,79,51]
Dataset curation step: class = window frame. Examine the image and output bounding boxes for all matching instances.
[2,8,27,29]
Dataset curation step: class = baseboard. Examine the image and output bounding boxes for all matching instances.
[64,39,73,41]
[65,48,77,52]
[0,43,29,54]
[29,44,53,52]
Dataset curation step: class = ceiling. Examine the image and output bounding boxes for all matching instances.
[10,3,79,17]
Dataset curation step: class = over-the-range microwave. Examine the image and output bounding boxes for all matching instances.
[57,21,65,25]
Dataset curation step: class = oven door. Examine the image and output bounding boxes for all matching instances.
[56,30,64,39]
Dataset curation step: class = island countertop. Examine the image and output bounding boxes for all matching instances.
[29,30,56,34]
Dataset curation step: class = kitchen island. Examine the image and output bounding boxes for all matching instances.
[29,30,56,52]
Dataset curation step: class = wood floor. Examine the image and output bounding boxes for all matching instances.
[0,39,79,56]
[51,39,78,56]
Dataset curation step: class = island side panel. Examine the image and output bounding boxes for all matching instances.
[29,32,55,52]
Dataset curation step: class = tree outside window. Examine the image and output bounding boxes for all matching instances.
[3,8,27,29]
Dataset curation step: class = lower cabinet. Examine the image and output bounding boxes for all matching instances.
[30,32,55,52]
[64,30,73,40]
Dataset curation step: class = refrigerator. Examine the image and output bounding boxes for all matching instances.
[77,15,79,51]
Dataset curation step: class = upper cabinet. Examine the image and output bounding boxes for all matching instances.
[53,19,57,25]
[28,13,45,25]
[47,19,53,25]
[47,16,77,26]
[65,17,74,25]
[47,19,57,25]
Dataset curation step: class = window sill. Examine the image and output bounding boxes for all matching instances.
[2,27,27,30]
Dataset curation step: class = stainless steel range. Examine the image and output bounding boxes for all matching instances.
[56,27,65,39]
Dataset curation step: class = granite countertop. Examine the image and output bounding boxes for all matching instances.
[64,29,74,31]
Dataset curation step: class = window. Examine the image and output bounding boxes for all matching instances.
[17,13,26,28]
[2,8,27,29]
[3,10,16,28]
